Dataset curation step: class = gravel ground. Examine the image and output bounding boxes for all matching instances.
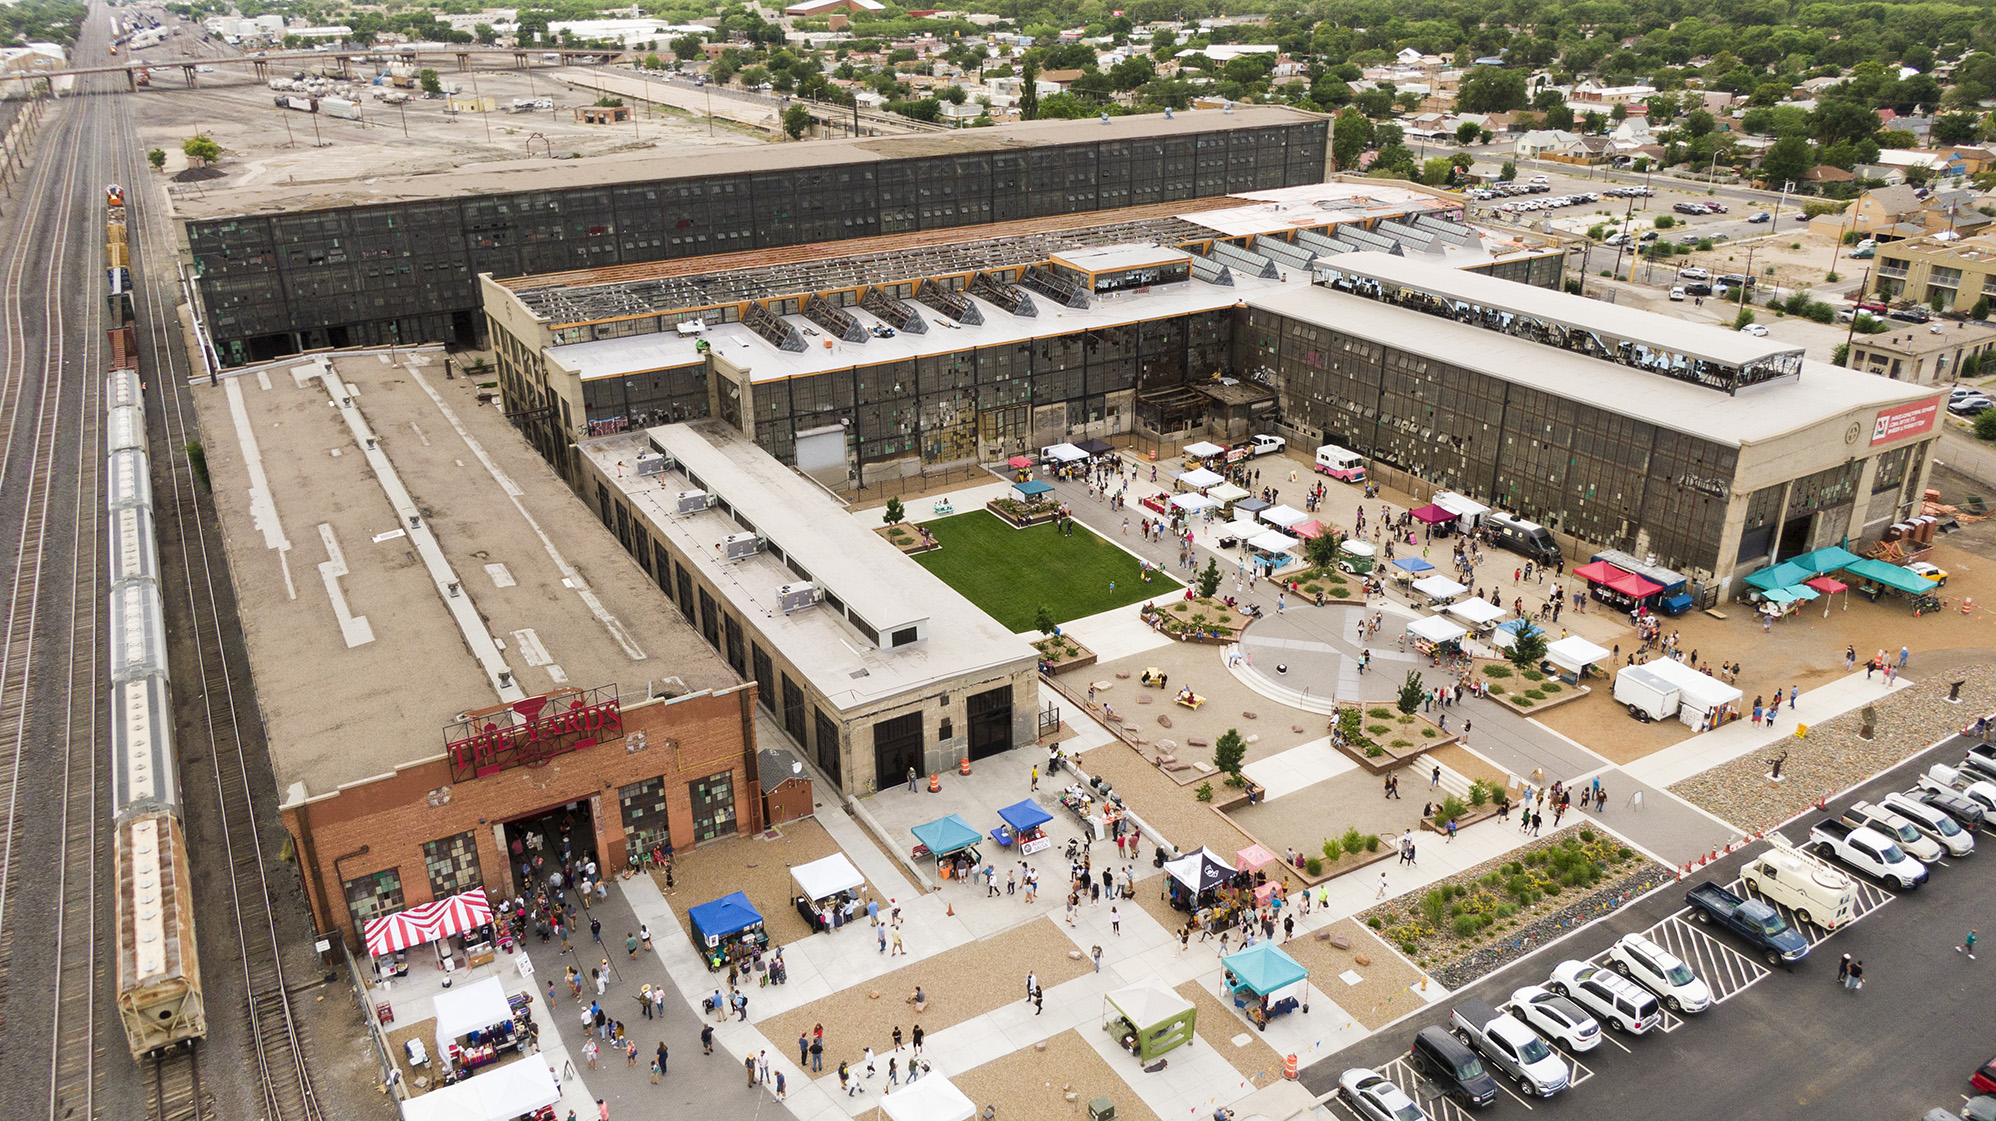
[1430,866,1677,989]
[1174,980,1288,1089]
[758,915,1091,1077]
[1279,918,1424,1031]
[1669,666,1996,834]
[651,818,877,948]
[950,1029,1163,1121]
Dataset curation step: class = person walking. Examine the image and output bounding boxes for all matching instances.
[1962,929,1979,960]
[1110,905,1121,935]
[1836,953,1850,986]
[1092,945,1104,973]
[1030,765,1039,791]
[1847,960,1864,991]
[863,1047,877,1078]
[837,1062,853,1096]
[911,1023,924,1056]
[626,932,639,959]
[1446,818,1457,843]
[1376,870,1389,899]
[702,1024,716,1056]
[907,766,918,793]
[878,923,888,954]
[891,927,906,955]
[1430,765,1441,789]
[655,1041,667,1077]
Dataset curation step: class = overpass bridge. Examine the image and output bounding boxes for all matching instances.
[6,45,628,91]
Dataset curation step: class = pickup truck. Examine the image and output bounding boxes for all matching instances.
[1961,742,1996,785]
[1809,819,1929,889]
[1685,881,1810,965]
[1242,434,1286,458]
[1841,800,1944,863]
[1918,764,1996,820]
[1448,998,1569,1098]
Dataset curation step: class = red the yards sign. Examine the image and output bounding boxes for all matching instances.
[444,685,622,781]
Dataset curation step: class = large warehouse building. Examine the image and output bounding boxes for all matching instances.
[1247,253,1944,586]
[176,108,1330,364]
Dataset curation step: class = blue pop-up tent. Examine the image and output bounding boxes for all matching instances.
[997,799,1053,834]
[1013,479,1053,499]
[1222,942,1311,1027]
[911,814,982,856]
[686,891,763,945]
[1392,557,1435,574]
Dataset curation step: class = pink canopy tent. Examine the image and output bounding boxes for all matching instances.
[1409,504,1454,524]
[1006,455,1032,469]
[1290,520,1325,539]
[1807,575,1849,610]
[1236,843,1279,872]
[1603,570,1664,598]
[364,889,497,956]
[1571,559,1625,584]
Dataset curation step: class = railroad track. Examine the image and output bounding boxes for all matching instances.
[113,53,323,1121]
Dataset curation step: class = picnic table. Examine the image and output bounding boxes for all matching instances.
[932,499,955,515]
[1139,668,1168,688]
[1175,691,1206,710]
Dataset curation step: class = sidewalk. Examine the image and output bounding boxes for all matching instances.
[1621,670,1912,789]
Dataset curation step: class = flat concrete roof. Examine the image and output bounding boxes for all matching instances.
[579,420,1037,713]
[193,348,738,798]
[1851,321,1996,357]
[1245,285,1938,447]
[1318,251,1799,370]
[174,105,1324,220]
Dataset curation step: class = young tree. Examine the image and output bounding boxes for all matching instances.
[1213,728,1246,777]
[1509,626,1548,670]
[1020,59,1039,121]
[1034,604,1057,636]
[418,68,443,96]
[181,135,221,166]
[1455,120,1480,145]
[1975,408,1996,442]
[1397,670,1425,715]
[883,497,904,524]
[1198,558,1222,598]
[1331,107,1373,170]
[147,148,165,170]
[1499,159,1516,181]
[783,103,812,139]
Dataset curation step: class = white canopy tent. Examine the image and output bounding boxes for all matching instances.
[1545,636,1612,674]
[1444,598,1506,627]
[1208,483,1250,503]
[1248,530,1300,553]
[791,853,865,903]
[1045,443,1088,463]
[1406,615,1468,644]
[433,977,513,1058]
[1222,518,1263,540]
[1176,467,1224,489]
[1259,504,1307,529]
[397,1047,560,1121]
[1641,657,1742,727]
[1432,491,1490,523]
[878,1074,978,1121]
[1182,440,1226,458]
[1411,575,1468,600]
[1170,493,1221,512]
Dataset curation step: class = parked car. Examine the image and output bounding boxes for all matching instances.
[1338,1068,1429,1121]
[1739,323,1769,337]
[1890,307,1934,323]
[1912,787,1987,832]
[1748,211,1771,223]
[1545,960,1662,1034]
[1608,932,1712,1013]
[1904,560,1950,588]
[1919,766,1996,822]
[1408,1025,1500,1108]
[1880,791,1975,856]
[1507,986,1602,1052]
[1840,800,1946,863]
[1974,1055,1996,1095]
[1670,286,1687,301]
[1949,394,1994,416]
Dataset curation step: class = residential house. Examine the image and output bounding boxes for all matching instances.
[1871,234,1996,315]
[1877,148,1965,178]
[1940,146,1996,176]
[1513,128,1579,158]
[1846,322,1996,384]
[1854,164,1908,186]
[1844,184,1932,240]
[1569,81,1654,107]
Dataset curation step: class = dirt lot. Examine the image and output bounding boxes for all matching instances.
[758,915,1091,1073]
[1279,918,1425,1031]
[649,818,876,949]
[1174,980,1288,1089]
[951,1029,1163,1121]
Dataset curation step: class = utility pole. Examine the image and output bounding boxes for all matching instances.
[1843,264,1874,356]
[1610,195,1635,280]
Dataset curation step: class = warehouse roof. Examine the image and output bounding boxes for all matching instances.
[191,348,738,799]
[174,105,1323,220]
[580,421,1038,712]
[1246,285,1937,447]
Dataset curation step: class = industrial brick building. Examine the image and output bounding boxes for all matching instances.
[177,108,1330,364]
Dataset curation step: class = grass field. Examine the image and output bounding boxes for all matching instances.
[912,510,1180,631]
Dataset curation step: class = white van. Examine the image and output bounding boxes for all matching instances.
[1741,833,1857,930]
[1313,444,1366,482]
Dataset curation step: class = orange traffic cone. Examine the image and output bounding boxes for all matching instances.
[959,757,972,776]
[928,773,941,793]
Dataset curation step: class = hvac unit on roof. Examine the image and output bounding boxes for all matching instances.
[723,532,764,559]
[635,452,669,477]
[676,489,714,514]
[777,582,821,614]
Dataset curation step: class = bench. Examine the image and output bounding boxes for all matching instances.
[1176,694,1206,710]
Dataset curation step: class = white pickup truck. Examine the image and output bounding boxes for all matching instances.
[1808,819,1928,889]
[1918,763,1996,820]
[1448,997,1569,1098]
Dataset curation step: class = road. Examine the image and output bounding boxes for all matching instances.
[1301,728,1995,1121]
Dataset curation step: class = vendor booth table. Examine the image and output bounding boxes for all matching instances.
[1176,467,1224,490]
[1221,942,1311,1030]
[1216,517,1263,550]
[911,814,983,877]
[1055,784,1123,841]
[686,891,769,972]
[1405,615,1468,657]
[1208,483,1250,510]
[1103,976,1197,1062]
[398,1051,562,1121]
[1162,847,1235,913]
[432,977,525,1077]
[1389,556,1432,586]
[1545,636,1611,682]
[792,853,866,933]
[1045,443,1088,465]
[1411,575,1468,607]
[1246,530,1299,572]
[994,799,1055,855]
[1169,493,1221,515]
[878,1073,979,1121]
[365,889,500,985]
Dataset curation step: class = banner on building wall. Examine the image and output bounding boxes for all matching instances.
[443,685,623,782]
[1871,398,1941,446]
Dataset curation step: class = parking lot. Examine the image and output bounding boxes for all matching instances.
[1305,730,1994,1121]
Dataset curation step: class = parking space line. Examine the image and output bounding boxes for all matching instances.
[1562,1053,1594,1088]
[1727,873,1896,946]
[1497,1080,1537,1109]
[1376,1055,1476,1121]
[1641,914,1771,1004]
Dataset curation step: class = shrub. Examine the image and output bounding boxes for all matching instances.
[1402,941,1419,954]
[1522,668,1545,681]
[1468,780,1489,807]
[1368,724,1391,736]
[1421,890,1448,926]
[1452,914,1483,936]
[1421,727,1438,738]
[1366,834,1382,852]
[1342,827,1367,857]
[1367,707,1394,719]
[1367,744,1387,756]
[1617,846,1634,861]
[1523,689,1546,701]
[1488,684,1506,695]
[1482,664,1512,678]
[1305,856,1323,876]
[1388,740,1411,749]
[1513,696,1535,706]
[1541,682,1562,694]
[1195,782,1214,802]
[1368,916,1383,929]
[1439,794,1468,821]
[1580,829,1597,843]
[1224,773,1246,788]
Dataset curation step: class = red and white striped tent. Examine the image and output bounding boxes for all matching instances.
[364,890,495,957]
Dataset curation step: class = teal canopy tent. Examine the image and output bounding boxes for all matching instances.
[911,814,982,856]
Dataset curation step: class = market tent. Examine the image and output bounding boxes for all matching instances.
[1183,441,1226,458]
[1232,497,1270,517]
[997,799,1053,834]
[398,1081,486,1121]
[1248,530,1299,553]
[1791,545,1862,575]
[1784,584,1821,601]
[1177,467,1224,489]
[879,1074,978,1121]
[1170,493,1221,512]
[433,977,512,1055]
[1409,503,1455,524]
[365,910,432,957]
[1006,455,1032,469]
[1077,438,1115,456]
[1222,518,1264,540]
[1045,443,1088,463]
[1603,570,1664,598]
[472,1060,560,1121]
[1411,575,1468,599]
[1571,559,1624,584]
[1208,483,1250,503]
[911,814,982,856]
[1391,557,1435,574]
[1445,598,1506,627]
[1406,616,1468,644]
[792,854,866,903]
[1235,843,1279,871]
[1806,576,1848,593]
[1491,618,1544,650]
[1290,520,1324,540]
[1013,479,1053,498]
[1104,976,1197,1061]
[1163,847,1234,894]
[1760,587,1798,604]
[1545,636,1611,673]
[364,890,495,957]
[1259,505,1307,529]
[1843,558,1933,595]
[1743,561,1813,591]
[687,892,764,945]
[1223,942,1309,996]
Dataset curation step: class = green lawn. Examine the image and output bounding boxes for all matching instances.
[912,510,1181,632]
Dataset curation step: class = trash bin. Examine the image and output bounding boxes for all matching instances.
[1088,1097,1116,1121]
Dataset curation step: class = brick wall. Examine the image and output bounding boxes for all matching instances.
[286,685,759,949]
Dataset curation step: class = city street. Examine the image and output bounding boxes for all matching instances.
[1301,729,1995,1121]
